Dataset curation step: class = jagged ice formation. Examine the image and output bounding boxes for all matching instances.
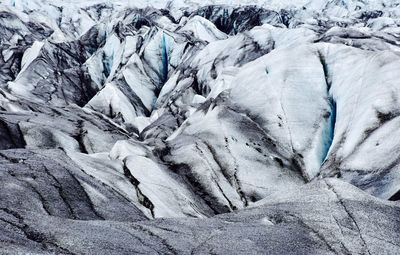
[1,0,400,254]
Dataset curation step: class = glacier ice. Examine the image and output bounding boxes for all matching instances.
[1,0,400,254]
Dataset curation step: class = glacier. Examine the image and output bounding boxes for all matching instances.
[1,0,400,254]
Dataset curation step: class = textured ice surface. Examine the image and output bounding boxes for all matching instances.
[1,0,400,254]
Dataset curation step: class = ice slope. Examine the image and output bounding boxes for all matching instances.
[1,171,400,254]
[318,44,400,199]
[1,0,400,254]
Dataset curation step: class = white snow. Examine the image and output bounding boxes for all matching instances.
[18,40,45,79]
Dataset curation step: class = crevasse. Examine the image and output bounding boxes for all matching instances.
[321,97,336,164]
[160,32,169,85]
[152,32,169,109]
